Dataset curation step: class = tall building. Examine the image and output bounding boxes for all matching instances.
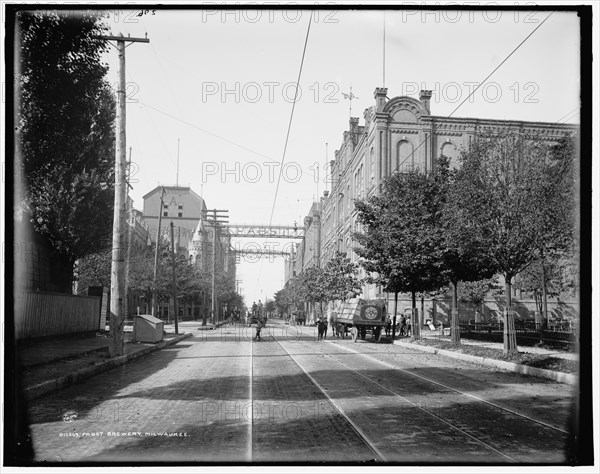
[289,86,579,321]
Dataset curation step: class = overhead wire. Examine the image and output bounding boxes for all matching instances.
[268,10,314,227]
[392,11,556,175]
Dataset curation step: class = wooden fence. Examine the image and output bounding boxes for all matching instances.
[15,291,101,339]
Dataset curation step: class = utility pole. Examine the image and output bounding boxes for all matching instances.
[124,147,133,320]
[170,221,179,335]
[203,209,229,324]
[152,187,166,316]
[94,33,149,357]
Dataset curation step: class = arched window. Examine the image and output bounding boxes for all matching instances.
[397,140,414,173]
[441,140,458,168]
[370,147,375,183]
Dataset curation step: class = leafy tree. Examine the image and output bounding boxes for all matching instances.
[75,247,112,293]
[323,251,362,305]
[299,266,328,318]
[452,129,576,355]
[440,155,500,344]
[274,289,289,316]
[516,258,560,327]
[17,11,116,290]
[527,134,577,324]
[354,168,448,339]
[458,278,501,316]
[265,299,276,315]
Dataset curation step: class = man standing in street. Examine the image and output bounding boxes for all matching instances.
[255,319,263,342]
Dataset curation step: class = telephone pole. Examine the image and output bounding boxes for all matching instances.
[94,33,149,357]
[170,221,179,335]
[203,209,229,324]
[152,187,166,316]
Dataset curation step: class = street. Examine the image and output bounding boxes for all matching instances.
[25,319,574,463]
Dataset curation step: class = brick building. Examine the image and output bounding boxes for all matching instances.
[287,86,579,322]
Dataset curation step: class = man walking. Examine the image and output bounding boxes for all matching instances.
[255,319,263,342]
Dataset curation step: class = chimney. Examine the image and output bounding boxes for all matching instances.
[374,87,388,112]
[419,90,432,114]
[349,117,359,131]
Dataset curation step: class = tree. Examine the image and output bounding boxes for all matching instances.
[274,289,289,317]
[440,155,499,345]
[452,129,576,355]
[75,247,112,293]
[265,299,276,316]
[527,134,578,325]
[323,251,362,305]
[17,11,116,291]
[299,266,328,319]
[354,169,447,339]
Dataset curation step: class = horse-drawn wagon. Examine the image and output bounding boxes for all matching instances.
[334,298,387,342]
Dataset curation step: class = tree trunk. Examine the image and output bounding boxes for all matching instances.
[392,291,398,338]
[450,280,461,345]
[411,290,420,340]
[503,274,518,355]
[542,261,548,328]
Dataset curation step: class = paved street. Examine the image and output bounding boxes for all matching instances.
[25,319,575,463]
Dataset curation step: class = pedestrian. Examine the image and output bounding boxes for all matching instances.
[400,316,406,336]
[406,318,412,337]
[323,318,328,340]
[255,319,263,342]
[317,318,324,340]
[385,317,392,337]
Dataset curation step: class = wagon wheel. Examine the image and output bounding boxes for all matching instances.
[351,327,358,342]
[373,326,382,342]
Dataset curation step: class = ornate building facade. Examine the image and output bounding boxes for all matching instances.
[286,86,579,322]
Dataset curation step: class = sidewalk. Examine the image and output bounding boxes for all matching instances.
[393,330,579,385]
[414,329,578,360]
[17,328,192,401]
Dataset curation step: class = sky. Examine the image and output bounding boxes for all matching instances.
[7,1,588,306]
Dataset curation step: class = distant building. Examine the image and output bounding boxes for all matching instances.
[142,185,207,249]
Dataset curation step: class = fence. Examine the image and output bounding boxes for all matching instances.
[15,291,101,340]
[457,323,576,347]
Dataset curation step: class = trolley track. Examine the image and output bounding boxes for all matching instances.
[268,320,570,463]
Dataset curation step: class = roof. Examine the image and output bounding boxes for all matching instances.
[142,185,205,204]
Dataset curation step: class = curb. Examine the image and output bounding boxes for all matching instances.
[393,339,578,385]
[24,333,193,401]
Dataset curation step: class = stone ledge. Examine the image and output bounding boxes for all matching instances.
[24,333,193,401]
[393,339,578,385]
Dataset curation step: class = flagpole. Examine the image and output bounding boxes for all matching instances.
[383,11,386,88]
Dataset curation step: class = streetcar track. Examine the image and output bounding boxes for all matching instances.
[277,321,568,461]
[260,324,385,463]
[317,345,518,462]
[325,337,569,435]
[271,325,517,462]
[288,322,569,434]
[249,325,253,463]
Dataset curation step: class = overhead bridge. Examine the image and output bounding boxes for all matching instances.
[234,248,292,258]
[227,224,304,239]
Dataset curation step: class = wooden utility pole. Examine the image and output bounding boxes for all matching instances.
[203,209,229,324]
[170,221,179,335]
[152,187,166,316]
[94,33,149,357]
